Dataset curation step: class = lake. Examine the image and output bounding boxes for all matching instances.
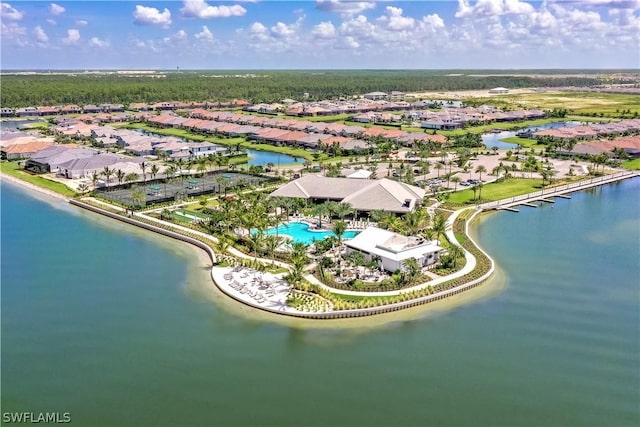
[482,121,582,149]
[2,177,638,426]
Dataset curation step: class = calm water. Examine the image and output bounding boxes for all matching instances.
[2,178,639,427]
[482,121,581,149]
[245,149,299,166]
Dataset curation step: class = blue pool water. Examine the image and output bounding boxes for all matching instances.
[263,221,358,244]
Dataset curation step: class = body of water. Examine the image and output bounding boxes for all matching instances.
[2,177,639,426]
[245,149,299,167]
[482,121,582,149]
[262,221,358,244]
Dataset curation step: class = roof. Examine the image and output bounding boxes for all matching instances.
[269,176,425,213]
[1,141,52,154]
[345,226,443,262]
[347,169,373,179]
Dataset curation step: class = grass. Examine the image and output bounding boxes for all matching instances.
[498,137,545,149]
[0,161,77,197]
[447,178,543,205]
[621,158,640,170]
[438,118,565,137]
[466,92,640,118]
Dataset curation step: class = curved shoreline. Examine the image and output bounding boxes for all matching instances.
[7,169,638,320]
[67,196,497,319]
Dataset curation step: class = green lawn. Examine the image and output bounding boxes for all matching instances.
[0,161,77,197]
[498,137,545,149]
[447,178,543,205]
[621,158,640,170]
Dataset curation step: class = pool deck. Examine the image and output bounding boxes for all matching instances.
[212,266,302,314]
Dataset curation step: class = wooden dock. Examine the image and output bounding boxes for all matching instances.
[478,171,639,213]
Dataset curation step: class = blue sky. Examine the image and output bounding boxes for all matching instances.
[1,0,639,69]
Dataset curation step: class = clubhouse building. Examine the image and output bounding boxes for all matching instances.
[269,175,425,214]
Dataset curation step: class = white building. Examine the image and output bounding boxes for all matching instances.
[345,226,443,273]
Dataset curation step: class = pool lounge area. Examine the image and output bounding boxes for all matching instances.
[263,221,358,245]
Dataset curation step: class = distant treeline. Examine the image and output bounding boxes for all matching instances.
[0,70,635,107]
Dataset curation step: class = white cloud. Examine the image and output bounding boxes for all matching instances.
[89,36,109,48]
[181,0,246,18]
[378,6,415,31]
[1,22,29,46]
[312,21,336,39]
[49,3,65,16]
[271,21,297,38]
[47,18,56,25]
[1,3,24,21]
[62,28,80,44]
[75,19,89,26]
[456,0,535,19]
[33,25,48,43]
[316,0,376,14]
[195,25,214,41]
[133,5,172,28]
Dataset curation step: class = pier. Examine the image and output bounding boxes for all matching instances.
[478,170,639,212]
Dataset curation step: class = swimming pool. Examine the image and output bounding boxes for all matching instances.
[263,222,358,245]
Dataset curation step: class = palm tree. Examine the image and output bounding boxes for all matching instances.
[450,176,461,192]
[77,183,90,194]
[130,186,146,208]
[102,166,113,190]
[140,161,148,184]
[263,234,283,260]
[475,165,487,182]
[331,202,354,220]
[448,245,464,268]
[332,219,347,247]
[246,231,264,258]
[91,171,100,189]
[431,213,446,244]
[125,172,138,185]
[435,162,443,178]
[402,209,427,236]
[402,258,420,285]
[116,169,125,187]
[150,164,159,181]
[311,202,331,228]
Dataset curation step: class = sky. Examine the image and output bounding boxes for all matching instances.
[1,0,639,69]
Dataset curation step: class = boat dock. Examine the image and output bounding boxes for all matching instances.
[478,170,639,212]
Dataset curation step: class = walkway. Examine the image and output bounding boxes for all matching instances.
[303,207,479,297]
[478,170,639,211]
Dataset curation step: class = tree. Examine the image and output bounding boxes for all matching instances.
[116,169,125,186]
[263,234,284,260]
[431,213,446,243]
[332,219,347,247]
[475,165,487,182]
[311,202,331,228]
[331,202,353,220]
[91,171,100,189]
[150,163,159,181]
[102,166,113,190]
[450,175,461,192]
[130,186,146,208]
[140,161,148,184]
[125,172,138,185]
[435,162,443,178]
[402,258,420,285]
[77,183,90,194]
